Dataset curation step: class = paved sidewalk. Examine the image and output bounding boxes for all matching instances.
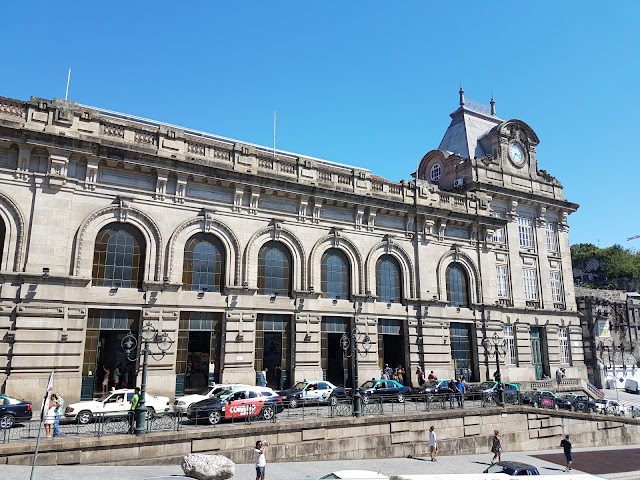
[5,447,640,479]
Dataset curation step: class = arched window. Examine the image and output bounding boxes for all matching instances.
[430,163,442,183]
[321,249,350,299]
[376,255,402,304]
[92,223,145,288]
[446,263,470,308]
[258,241,292,297]
[183,233,225,292]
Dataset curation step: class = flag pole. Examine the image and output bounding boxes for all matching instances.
[30,372,54,480]
[65,68,71,101]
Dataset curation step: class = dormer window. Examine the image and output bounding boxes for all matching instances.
[430,163,442,183]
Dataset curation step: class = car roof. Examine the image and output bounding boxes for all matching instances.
[495,461,536,468]
[326,470,388,479]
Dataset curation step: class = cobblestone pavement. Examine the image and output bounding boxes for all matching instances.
[3,445,640,480]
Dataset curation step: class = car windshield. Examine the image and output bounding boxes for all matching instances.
[485,464,511,474]
[0,395,20,405]
[360,381,376,389]
[96,393,116,402]
[478,382,495,389]
[424,380,439,387]
[199,387,213,395]
[292,382,307,391]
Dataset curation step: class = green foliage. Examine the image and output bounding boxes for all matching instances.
[571,243,640,289]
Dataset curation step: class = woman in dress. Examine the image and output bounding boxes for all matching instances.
[491,429,502,464]
[43,396,56,437]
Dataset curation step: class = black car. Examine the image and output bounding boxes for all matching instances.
[358,379,412,404]
[557,393,596,413]
[467,381,520,402]
[522,390,560,409]
[484,461,540,475]
[417,379,451,396]
[187,386,284,425]
[0,394,33,428]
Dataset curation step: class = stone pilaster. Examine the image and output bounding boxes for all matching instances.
[292,312,322,382]
[220,310,257,385]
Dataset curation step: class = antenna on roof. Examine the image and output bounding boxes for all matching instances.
[65,68,71,101]
[490,92,496,116]
[273,111,276,158]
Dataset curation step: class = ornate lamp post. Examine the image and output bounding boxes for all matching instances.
[483,332,507,407]
[340,326,372,418]
[122,320,173,435]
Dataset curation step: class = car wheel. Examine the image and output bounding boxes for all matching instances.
[620,411,625,417]
[77,410,93,425]
[361,395,370,406]
[289,398,298,409]
[208,410,221,425]
[397,393,405,403]
[262,406,275,420]
[533,401,539,408]
[146,407,156,419]
[554,404,559,410]
[0,414,15,429]
[329,395,337,407]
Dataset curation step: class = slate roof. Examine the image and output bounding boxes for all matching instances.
[438,100,502,159]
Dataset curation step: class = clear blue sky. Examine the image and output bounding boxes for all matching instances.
[1,1,638,248]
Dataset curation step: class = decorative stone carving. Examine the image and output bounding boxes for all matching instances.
[155,172,168,201]
[233,186,244,212]
[181,453,235,480]
[175,175,187,204]
[365,208,376,231]
[312,203,321,224]
[355,206,364,230]
[508,200,518,220]
[84,158,99,191]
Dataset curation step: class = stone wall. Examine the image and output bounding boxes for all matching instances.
[1,406,638,466]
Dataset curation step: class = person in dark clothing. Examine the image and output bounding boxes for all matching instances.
[560,434,572,471]
[447,379,457,409]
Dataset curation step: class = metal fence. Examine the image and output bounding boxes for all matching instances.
[2,393,637,444]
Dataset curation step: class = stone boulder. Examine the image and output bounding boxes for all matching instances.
[181,453,236,480]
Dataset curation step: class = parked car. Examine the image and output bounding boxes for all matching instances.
[467,381,519,401]
[557,393,596,413]
[187,386,284,425]
[595,398,626,416]
[524,390,559,409]
[416,379,451,397]
[625,378,639,394]
[357,379,411,404]
[64,389,172,424]
[278,380,347,408]
[484,461,540,475]
[174,384,249,413]
[0,394,33,428]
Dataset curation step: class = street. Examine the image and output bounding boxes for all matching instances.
[2,445,640,480]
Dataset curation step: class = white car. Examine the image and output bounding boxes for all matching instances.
[65,389,172,424]
[278,380,348,408]
[173,384,249,413]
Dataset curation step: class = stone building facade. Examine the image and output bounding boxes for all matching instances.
[0,91,584,403]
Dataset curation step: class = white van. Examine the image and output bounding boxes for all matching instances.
[625,378,639,394]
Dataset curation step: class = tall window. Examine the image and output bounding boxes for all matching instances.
[376,255,402,304]
[546,222,559,252]
[496,265,509,298]
[503,325,517,365]
[491,210,506,244]
[550,271,563,303]
[517,217,533,248]
[183,233,225,292]
[446,263,469,308]
[258,241,292,297]
[429,163,442,183]
[321,249,350,299]
[522,268,538,300]
[559,327,570,365]
[0,219,5,268]
[92,223,145,288]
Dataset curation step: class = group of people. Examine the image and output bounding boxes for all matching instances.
[100,363,135,393]
[427,427,574,472]
[447,377,467,408]
[43,392,64,438]
[381,364,406,384]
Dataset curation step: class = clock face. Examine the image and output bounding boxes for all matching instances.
[509,143,525,166]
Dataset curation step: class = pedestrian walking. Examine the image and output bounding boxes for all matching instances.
[260,367,268,387]
[428,425,438,462]
[490,430,502,464]
[254,439,269,480]
[416,366,425,386]
[384,364,393,378]
[560,434,573,471]
[52,393,64,437]
[555,368,564,387]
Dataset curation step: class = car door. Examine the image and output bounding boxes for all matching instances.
[304,383,322,403]
[102,393,127,416]
[316,382,332,403]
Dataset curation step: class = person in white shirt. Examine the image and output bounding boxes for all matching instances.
[428,425,438,462]
[254,439,269,480]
